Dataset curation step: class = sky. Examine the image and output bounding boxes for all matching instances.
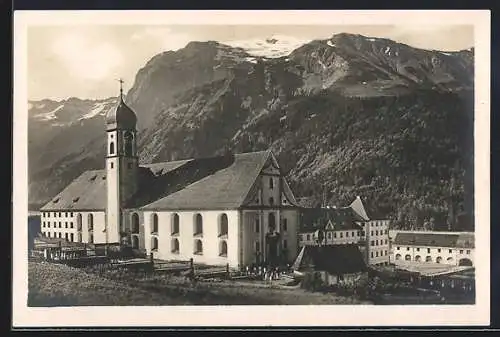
[27,25,474,101]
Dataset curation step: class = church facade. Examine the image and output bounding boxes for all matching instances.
[39,92,300,268]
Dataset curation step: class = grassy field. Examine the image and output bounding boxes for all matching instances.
[28,262,371,306]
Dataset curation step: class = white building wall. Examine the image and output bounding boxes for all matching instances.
[298,220,391,266]
[40,210,106,244]
[142,210,240,268]
[392,244,474,266]
[363,220,390,266]
[389,230,475,266]
[280,209,299,263]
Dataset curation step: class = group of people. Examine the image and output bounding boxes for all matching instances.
[242,264,292,281]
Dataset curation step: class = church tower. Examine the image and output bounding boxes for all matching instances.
[105,80,139,244]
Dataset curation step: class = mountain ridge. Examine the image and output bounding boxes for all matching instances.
[28,33,474,231]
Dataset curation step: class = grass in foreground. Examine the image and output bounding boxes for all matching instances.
[28,262,371,306]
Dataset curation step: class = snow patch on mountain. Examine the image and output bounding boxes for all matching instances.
[327,40,336,47]
[35,104,63,121]
[78,102,112,120]
[223,35,311,58]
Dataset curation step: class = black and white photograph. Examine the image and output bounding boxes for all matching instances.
[13,10,490,327]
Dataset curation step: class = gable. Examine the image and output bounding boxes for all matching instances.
[260,153,281,175]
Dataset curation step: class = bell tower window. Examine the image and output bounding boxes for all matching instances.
[124,131,133,157]
[109,142,115,155]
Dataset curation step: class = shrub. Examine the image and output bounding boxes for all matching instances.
[300,272,328,292]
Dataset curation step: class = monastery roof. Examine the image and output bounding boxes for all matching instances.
[300,207,364,232]
[296,245,367,274]
[393,232,475,248]
[40,150,282,212]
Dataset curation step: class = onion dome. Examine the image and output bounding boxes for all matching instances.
[106,80,137,130]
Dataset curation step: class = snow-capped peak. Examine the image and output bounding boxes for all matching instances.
[223,35,311,58]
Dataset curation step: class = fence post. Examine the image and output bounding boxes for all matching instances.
[189,258,194,280]
[226,263,230,279]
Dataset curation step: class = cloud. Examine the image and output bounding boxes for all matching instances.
[51,31,125,81]
[129,26,192,52]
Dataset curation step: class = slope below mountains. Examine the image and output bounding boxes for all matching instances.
[28,33,474,230]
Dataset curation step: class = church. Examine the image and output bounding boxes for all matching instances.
[39,88,300,269]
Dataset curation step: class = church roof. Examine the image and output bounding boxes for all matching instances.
[40,150,277,212]
[106,96,137,130]
[139,151,270,210]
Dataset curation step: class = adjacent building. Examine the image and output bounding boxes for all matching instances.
[298,196,391,266]
[293,244,368,286]
[39,89,301,268]
[390,231,474,267]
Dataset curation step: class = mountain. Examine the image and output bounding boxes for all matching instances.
[28,33,474,231]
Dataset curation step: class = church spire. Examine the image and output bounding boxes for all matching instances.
[117,78,124,101]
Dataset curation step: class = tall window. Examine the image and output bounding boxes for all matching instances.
[269,177,274,189]
[268,213,276,232]
[109,142,115,155]
[131,213,139,233]
[87,214,94,231]
[89,233,94,243]
[219,213,228,237]
[269,197,274,206]
[194,214,203,235]
[171,238,179,253]
[77,232,82,243]
[151,213,159,233]
[171,213,180,235]
[124,131,133,157]
[194,239,203,254]
[151,237,158,251]
[282,218,288,232]
[255,219,260,233]
[219,240,228,256]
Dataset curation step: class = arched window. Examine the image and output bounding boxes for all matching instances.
[77,232,82,242]
[425,256,432,262]
[459,258,473,266]
[269,177,274,189]
[194,239,203,254]
[415,255,422,262]
[219,213,228,237]
[151,213,159,233]
[89,233,94,243]
[219,240,228,257]
[151,237,158,251]
[87,214,94,231]
[447,257,454,263]
[171,238,179,253]
[171,213,180,235]
[405,254,411,261]
[268,213,276,232]
[131,235,139,249]
[109,141,115,155]
[131,213,139,234]
[194,214,203,235]
[436,256,443,264]
[76,213,82,231]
